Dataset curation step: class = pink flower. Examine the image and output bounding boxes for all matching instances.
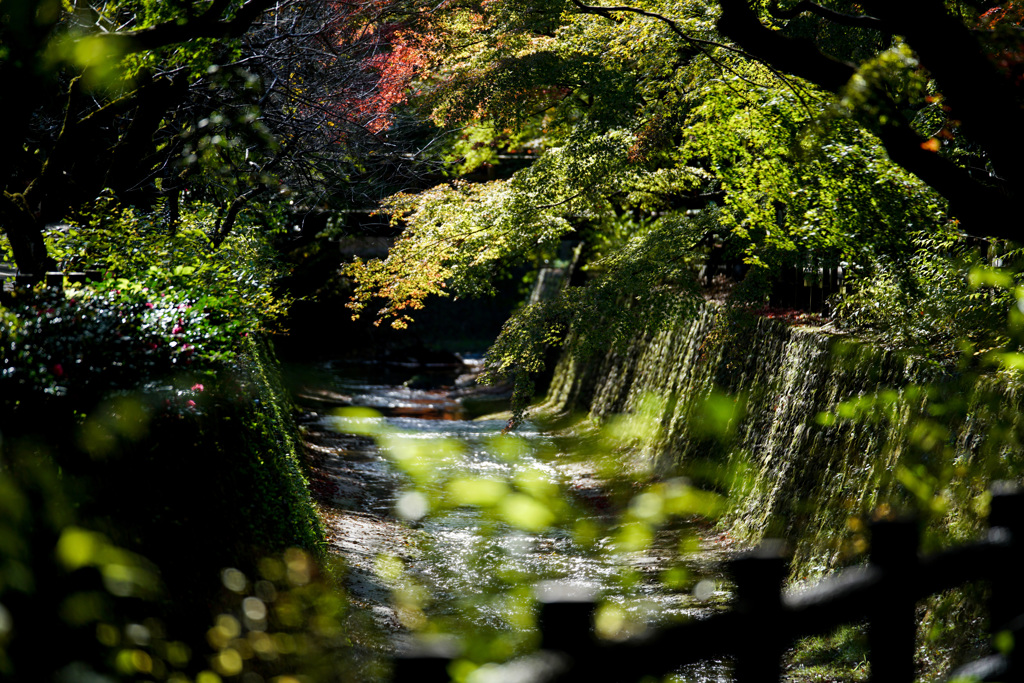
[186,400,196,408]
[191,383,204,392]
[145,303,155,309]
[172,325,184,334]
[52,363,64,377]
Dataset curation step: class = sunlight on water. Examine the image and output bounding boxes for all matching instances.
[291,358,732,682]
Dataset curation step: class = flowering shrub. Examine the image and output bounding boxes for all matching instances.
[1,284,236,407]
[1,199,292,407]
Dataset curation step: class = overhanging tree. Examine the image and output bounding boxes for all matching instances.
[345,0,946,322]
[336,0,1024,417]
[0,0,433,275]
[716,0,1023,239]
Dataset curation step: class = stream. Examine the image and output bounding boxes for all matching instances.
[285,357,734,680]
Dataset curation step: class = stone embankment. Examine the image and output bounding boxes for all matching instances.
[539,302,1021,577]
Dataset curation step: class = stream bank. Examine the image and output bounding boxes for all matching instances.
[541,301,1024,573]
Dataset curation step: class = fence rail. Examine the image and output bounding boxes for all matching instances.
[697,262,847,313]
[0,270,106,306]
[394,484,1024,683]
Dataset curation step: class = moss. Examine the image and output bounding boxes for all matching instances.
[234,334,326,557]
[786,625,870,682]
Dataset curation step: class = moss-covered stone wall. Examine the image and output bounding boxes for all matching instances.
[542,302,1024,577]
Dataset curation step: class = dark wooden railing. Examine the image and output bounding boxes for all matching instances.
[697,262,847,313]
[0,270,105,305]
[394,484,1024,682]
[768,264,847,313]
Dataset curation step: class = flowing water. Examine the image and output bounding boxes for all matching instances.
[285,358,732,678]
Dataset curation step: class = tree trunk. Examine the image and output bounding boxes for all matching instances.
[1,192,53,275]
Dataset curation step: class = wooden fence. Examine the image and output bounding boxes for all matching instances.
[0,270,105,306]
[394,484,1024,682]
[698,262,847,313]
[768,264,847,313]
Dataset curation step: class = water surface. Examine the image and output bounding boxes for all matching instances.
[287,358,732,678]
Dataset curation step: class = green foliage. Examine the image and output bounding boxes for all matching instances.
[1,190,327,677]
[682,60,943,274]
[50,197,290,329]
[832,230,1018,359]
[3,285,211,403]
[840,43,931,132]
[347,0,949,407]
[202,551,386,683]
[0,333,333,679]
[481,212,708,423]
[0,452,368,682]
[0,457,165,681]
[2,199,290,402]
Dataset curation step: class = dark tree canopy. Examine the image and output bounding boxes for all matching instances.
[0,0,431,274]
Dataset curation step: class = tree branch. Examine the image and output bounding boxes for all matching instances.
[570,0,754,57]
[0,191,54,274]
[93,0,277,56]
[716,0,1023,240]
[212,187,262,248]
[716,0,857,92]
[870,119,1018,239]
[859,0,1024,191]
[534,190,585,210]
[768,1,885,31]
[570,0,823,116]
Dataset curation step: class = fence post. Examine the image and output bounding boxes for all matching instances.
[729,539,789,683]
[867,517,920,683]
[536,583,598,679]
[988,481,1024,679]
[390,636,460,683]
